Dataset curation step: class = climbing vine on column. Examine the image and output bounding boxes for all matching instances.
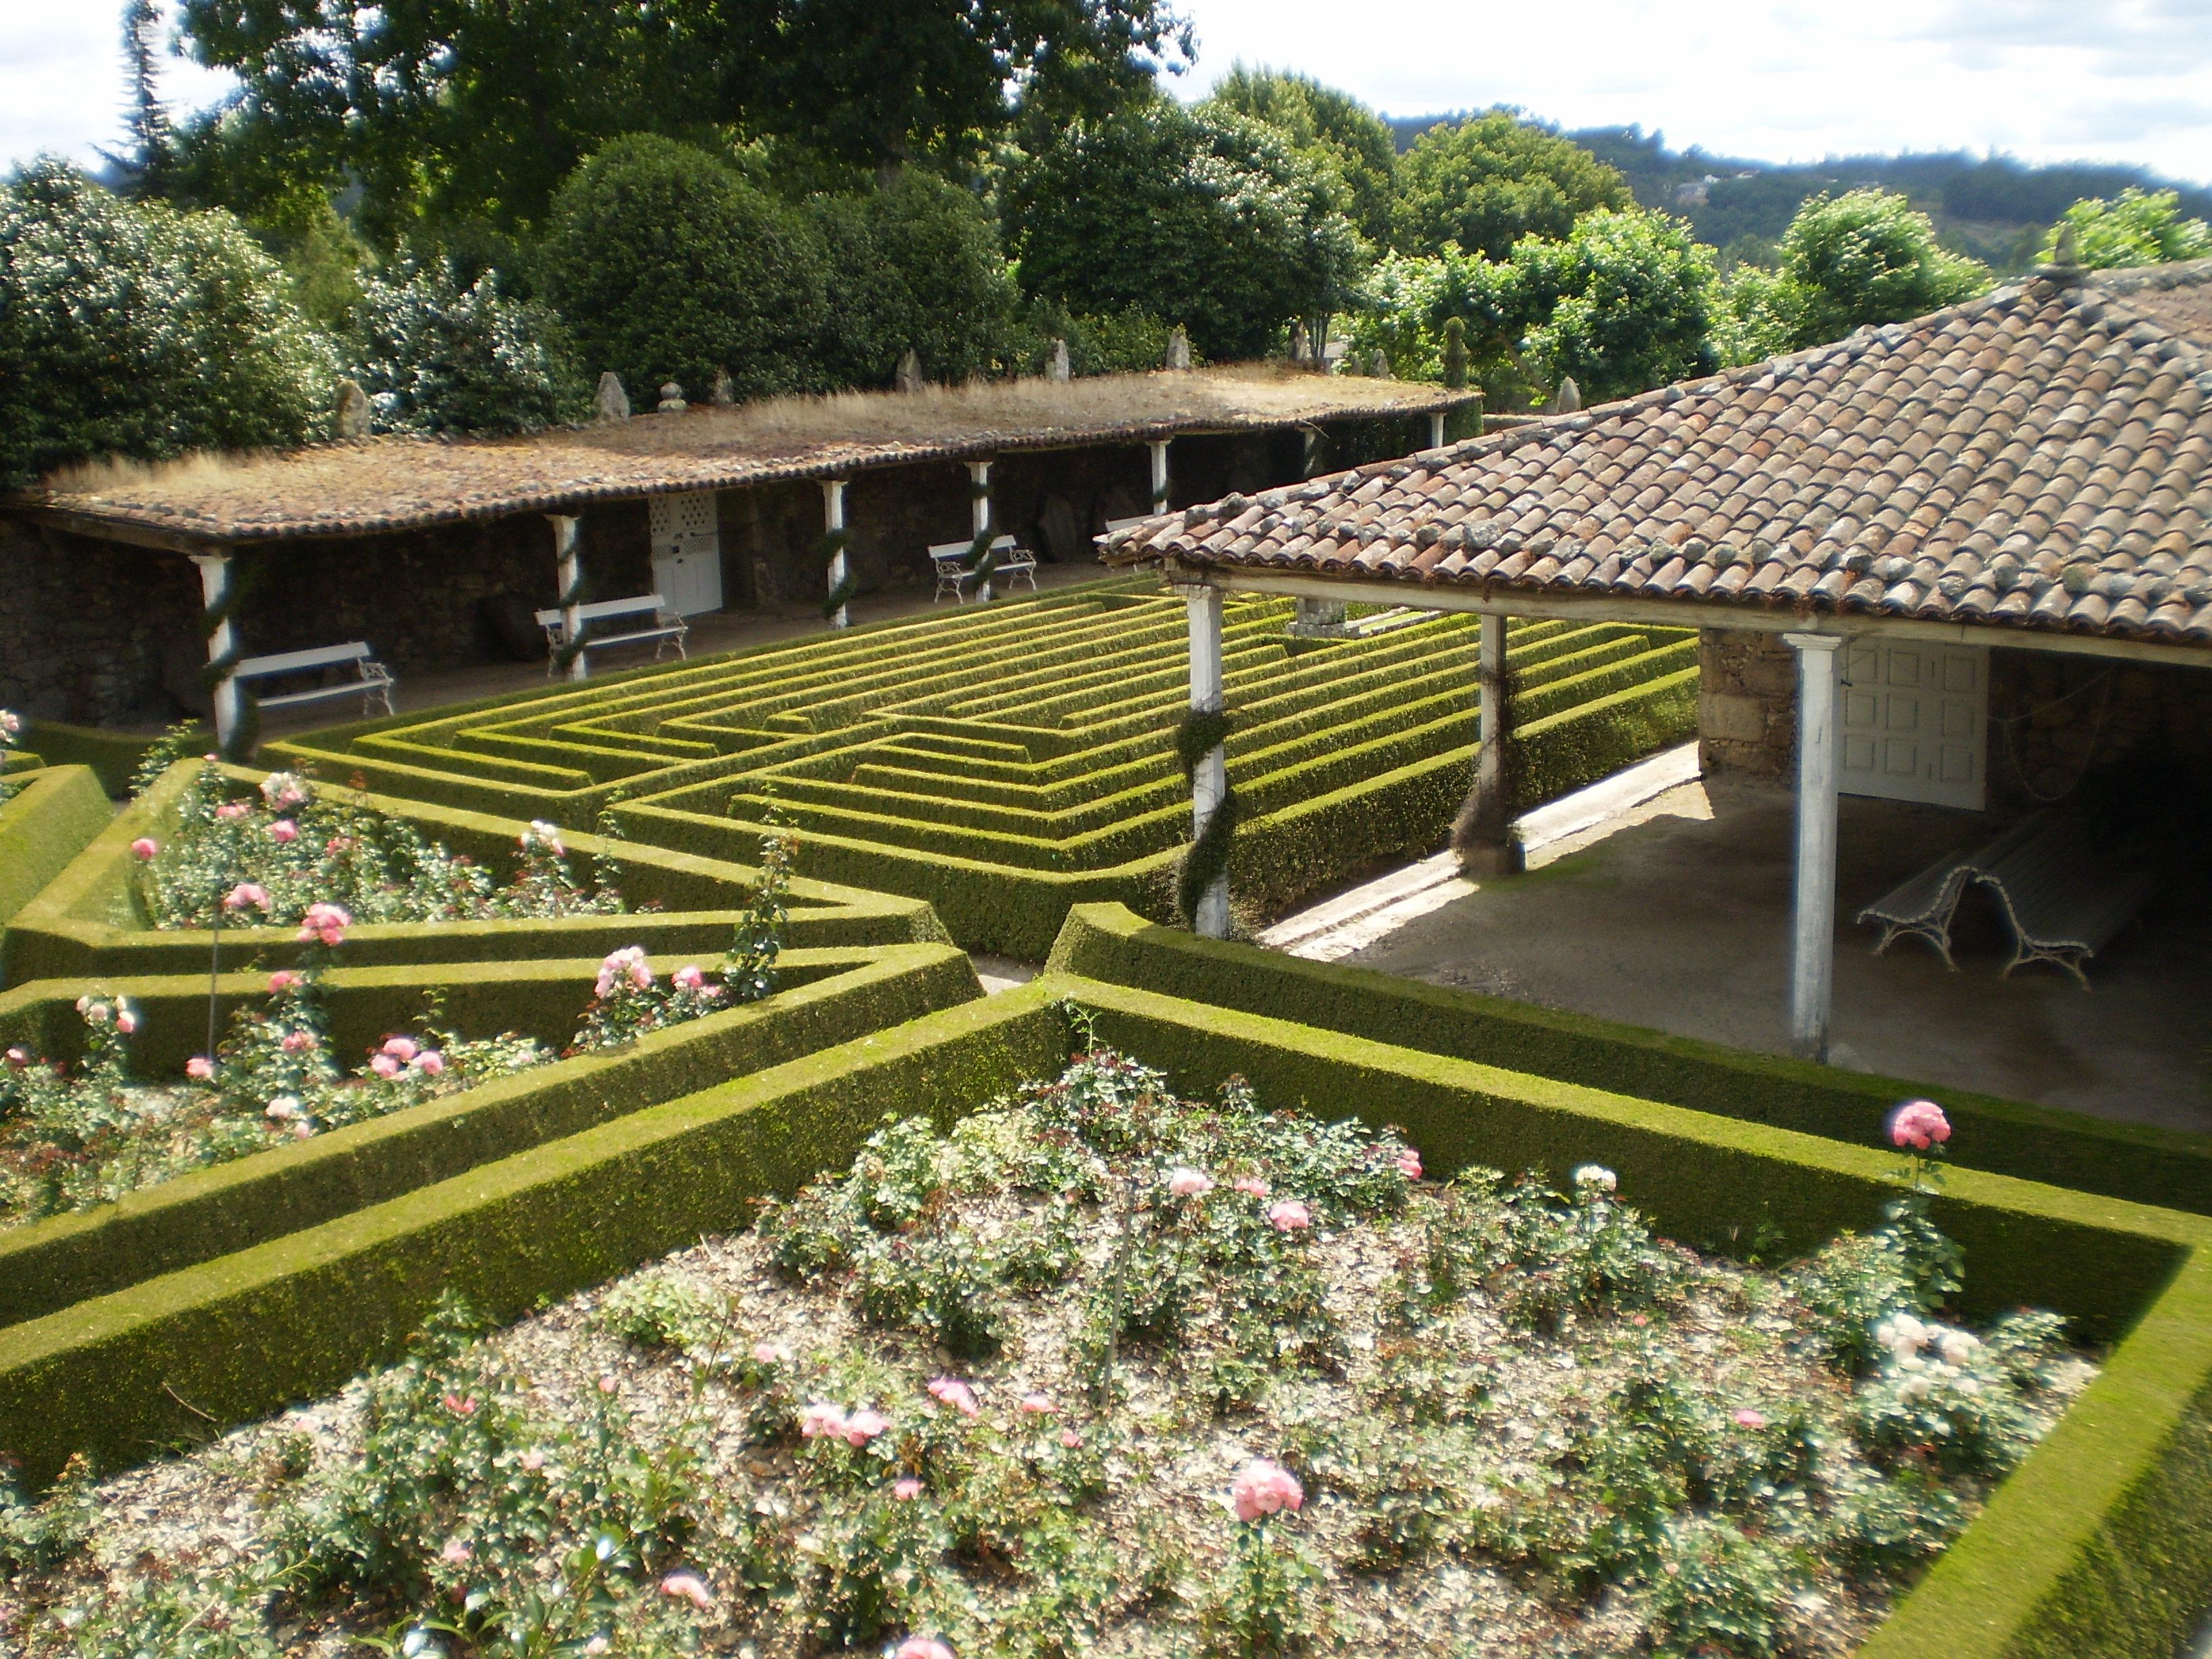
[1174,705,1237,924]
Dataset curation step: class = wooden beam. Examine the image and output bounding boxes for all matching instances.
[1786,633,1845,1061]
[18,506,222,556]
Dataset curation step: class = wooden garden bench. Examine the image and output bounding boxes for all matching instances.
[927,535,1037,602]
[534,594,688,676]
[234,642,396,718]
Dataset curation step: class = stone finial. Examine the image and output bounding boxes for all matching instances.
[1553,375,1582,414]
[1367,348,1392,380]
[332,379,371,441]
[895,349,925,393]
[1165,325,1191,371]
[1290,320,1311,364]
[2054,222,2080,268]
[594,372,631,424]
[710,368,735,407]
[1048,337,1071,382]
[1341,348,1365,377]
[657,382,688,413]
[1441,316,1469,390]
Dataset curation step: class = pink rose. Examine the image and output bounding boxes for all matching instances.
[927,1376,980,1418]
[325,836,353,855]
[1232,1175,1271,1198]
[282,1030,316,1054]
[801,1402,850,1440]
[369,1053,402,1079]
[292,1120,314,1139]
[115,1010,139,1036]
[298,902,352,947]
[659,1570,713,1611]
[673,964,705,991]
[1230,1458,1305,1523]
[895,1641,956,1659]
[414,1050,445,1077]
[596,1374,618,1395]
[1019,1391,1055,1416]
[594,945,652,1000]
[1888,1099,1952,1151]
[1396,1148,1422,1180]
[1166,1166,1214,1197]
[520,1448,546,1471]
[1267,1200,1311,1233]
[842,1408,889,1446]
[186,1055,216,1080]
[268,819,298,843]
[381,1036,418,1062]
[441,1537,472,1564]
[1734,1408,1767,1429]
[443,1393,476,1415]
[1059,1428,1082,1449]
[268,970,300,992]
[3,1047,27,1068]
[130,837,159,861]
[224,882,271,913]
[216,801,251,821]
[893,1476,924,1500]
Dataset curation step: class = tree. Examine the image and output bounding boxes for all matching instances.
[541,136,830,403]
[351,258,588,434]
[1715,189,1990,363]
[2041,188,2212,270]
[1391,110,1631,259]
[1205,66,1396,247]
[108,0,177,199]
[1511,208,1717,403]
[1003,100,1364,361]
[812,173,1021,387]
[0,159,331,486]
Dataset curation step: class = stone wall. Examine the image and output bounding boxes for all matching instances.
[0,519,201,727]
[1698,628,1797,777]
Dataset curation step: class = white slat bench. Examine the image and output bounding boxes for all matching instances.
[1856,852,1979,968]
[234,642,396,718]
[927,535,1038,603]
[535,594,689,676]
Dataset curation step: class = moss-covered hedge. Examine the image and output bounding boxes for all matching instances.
[1045,903,2212,1217]
[261,582,1698,957]
[1,974,2207,1654]
[1,761,945,987]
[19,720,205,798]
[0,766,113,958]
[0,943,979,1328]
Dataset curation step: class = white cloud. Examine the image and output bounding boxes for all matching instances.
[0,1,234,176]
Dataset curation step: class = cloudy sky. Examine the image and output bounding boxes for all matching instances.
[2,0,2208,185]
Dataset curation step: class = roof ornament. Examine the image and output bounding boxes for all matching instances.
[1165,325,1191,371]
[2040,222,2087,287]
[1367,348,1393,380]
[895,348,925,394]
[1290,319,1311,365]
[1048,337,1071,383]
[710,368,735,407]
[1552,375,1582,414]
[593,372,630,424]
[332,379,371,441]
[657,382,688,413]
[1441,317,1469,390]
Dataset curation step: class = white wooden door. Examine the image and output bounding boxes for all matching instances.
[648,491,724,616]
[1839,639,1988,811]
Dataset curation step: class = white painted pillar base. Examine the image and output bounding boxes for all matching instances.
[1429,411,1447,449]
[1183,582,1230,938]
[822,479,850,630]
[190,551,241,754]
[551,514,587,682]
[1149,441,1170,513]
[1786,632,1846,1060]
[968,459,995,602]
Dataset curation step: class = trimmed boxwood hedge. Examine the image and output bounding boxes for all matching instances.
[1045,902,2212,1218]
[0,975,2207,1655]
[0,942,979,1327]
[1,760,946,987]
[0,765,113,956]
[263,581,1698,957]
[19,720,204,798]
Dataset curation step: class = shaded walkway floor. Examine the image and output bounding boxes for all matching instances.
[1337,775,2212,1136]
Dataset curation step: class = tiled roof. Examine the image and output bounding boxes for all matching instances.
[1105,260,2212,649]
[9,366,1473,550]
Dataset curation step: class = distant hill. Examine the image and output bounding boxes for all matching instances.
[1381,115,2212,273]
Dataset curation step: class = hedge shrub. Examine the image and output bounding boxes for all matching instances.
[0,766,112,956]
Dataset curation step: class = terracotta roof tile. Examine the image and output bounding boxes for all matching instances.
[1106,260,2212,651]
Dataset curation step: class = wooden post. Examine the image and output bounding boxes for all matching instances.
[1429,411,1447,449]
[190,550,242,754]
[1183,582,1229,937]
[1451,613,1513,876]
[1149,441,1170,512]
[551,514,588,682]
[968,459,995,602]
[1786,632,1845,1061]
[822,479,850,630]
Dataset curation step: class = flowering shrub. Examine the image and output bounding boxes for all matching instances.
[5,1071,2089,1658]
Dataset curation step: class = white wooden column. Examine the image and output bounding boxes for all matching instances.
[1149,440,1170,512]
[190,550,243,754]
[822,478,851,630]
[968,459,995,602]
[550,514,587,682]
[1183,582,1230,937]
[1786,632,1845,1060]
[1429,411,1447,449]
[1475,611,1507,820]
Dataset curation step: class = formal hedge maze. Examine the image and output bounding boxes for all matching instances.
[271,580,1699,956]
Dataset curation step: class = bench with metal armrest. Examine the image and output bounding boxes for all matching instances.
[234,642,396,718]
[926,535,1038,603]
[533,594,689,676]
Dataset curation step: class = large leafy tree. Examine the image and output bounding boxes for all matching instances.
[812,173,1021,386]
[1717,189,1989,363]
[2041,188,2212,271]
[1205,66,1396,247]
[1392,110,1631,259]
[1004,100,1363,361]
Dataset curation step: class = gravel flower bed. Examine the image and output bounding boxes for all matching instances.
[0,1050,2089,1658]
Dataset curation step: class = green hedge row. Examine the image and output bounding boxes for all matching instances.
[19,720,205,798]
[0,943,980,1330]
[1,973,2207,1655]
[1,761,947,987]
[1044,903,2212,1216]
[0,766,114,958]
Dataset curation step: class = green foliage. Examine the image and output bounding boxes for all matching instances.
[2041,188,2212,270]
[812,172,1021,387]
[594,1265,726,1353]
[1206,66,1397,247]
[1638,1515,1793,1658]
[351,255,588,435]
[1715,189,1990,363]
[0,159,332,487]
[1004,101,1365,360]
[1391,109,1632,260]
[542,136,830,401]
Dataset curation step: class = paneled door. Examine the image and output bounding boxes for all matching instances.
[648,491,725,616]
[1839,639,1988,811]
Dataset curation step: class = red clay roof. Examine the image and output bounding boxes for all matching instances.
[1106,260,2212,649]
